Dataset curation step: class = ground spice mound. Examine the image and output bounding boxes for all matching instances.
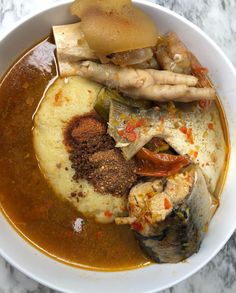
[64,112,137,196]
[89,149,137,196]
[64,112,107,148]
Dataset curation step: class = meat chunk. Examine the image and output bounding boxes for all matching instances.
[155,32,191,74]
[123,168,195,236]
[89,149,137,196]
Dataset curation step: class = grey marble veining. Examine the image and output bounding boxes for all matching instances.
[0,0,236,292]
[156,0,236,65]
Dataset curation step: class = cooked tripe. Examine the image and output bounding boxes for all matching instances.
[33,76,127,223]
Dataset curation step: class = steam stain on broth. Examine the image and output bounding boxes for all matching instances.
[0,37,150,270]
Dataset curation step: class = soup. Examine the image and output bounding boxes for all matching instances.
[0,0,229,271]
[0,37,150,270]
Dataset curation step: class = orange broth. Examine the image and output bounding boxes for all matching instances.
[0,37,150,271]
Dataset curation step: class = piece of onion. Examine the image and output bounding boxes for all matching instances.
[70,0,158,54]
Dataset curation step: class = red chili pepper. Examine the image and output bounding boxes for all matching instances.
[180,127,194,144]
[180,126,187,134]
[117,129,126,138]
[104,211,113,217]
[125,121,135,133]
[208,123,214,130]
[125,119,144,133]
[164,198,172,210]
[186,128,194,144]
[118,128,137,142]
[126,131,137,142]
[131,221,143,232]
[118,118,143,143]
[192,67,208,75]
[135,119,145,128]
[135,148,190,177]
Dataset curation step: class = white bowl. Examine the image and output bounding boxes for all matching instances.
[0,1,236,292]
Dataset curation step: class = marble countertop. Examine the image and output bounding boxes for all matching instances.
[0,0,236,292]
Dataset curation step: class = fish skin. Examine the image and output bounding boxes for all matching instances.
[162,102,225,193]
[108,100,226,193]
[135,166,214,263]
[108,100,165,160]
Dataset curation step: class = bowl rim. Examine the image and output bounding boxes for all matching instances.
[0,1,236,292]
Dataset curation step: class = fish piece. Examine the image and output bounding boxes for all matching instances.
[52,23,97,76]
[162,103,226,193]
[108,100,165,160]
[116,166,217,263]
[127,167,196,235]
[108,101,226,193]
